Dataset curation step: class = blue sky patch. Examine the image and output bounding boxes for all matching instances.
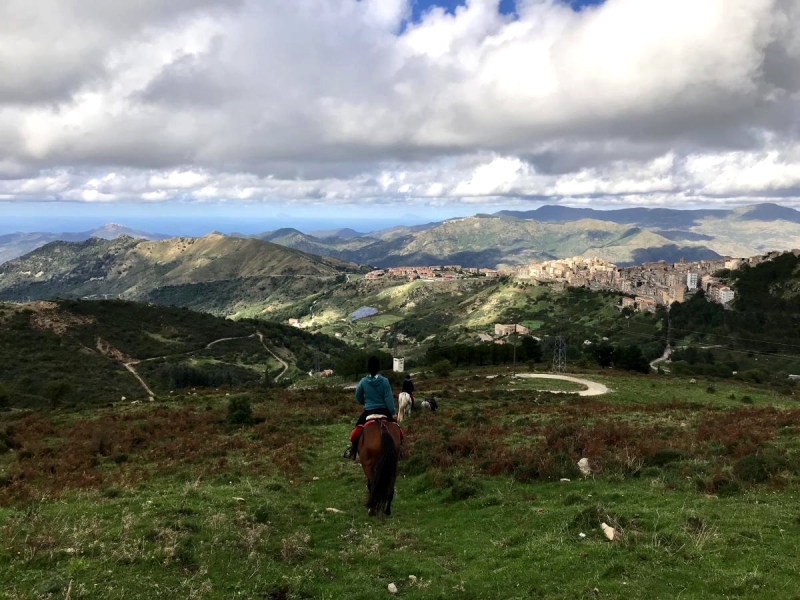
[410,0,605,22]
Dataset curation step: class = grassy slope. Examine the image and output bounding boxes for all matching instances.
[0,300,349,407]
[1,369,799,599]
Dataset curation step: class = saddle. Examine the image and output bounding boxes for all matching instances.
[349,415,403,443]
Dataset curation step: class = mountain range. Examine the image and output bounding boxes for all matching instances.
[0,223,170,266]
[0,234,365,315]
[3,203,800,270]
[246,203,800,268]
[1,203,800,312]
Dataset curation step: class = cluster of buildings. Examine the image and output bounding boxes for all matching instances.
[356,250,799,319]
[365,265,500,280]
[516,250,800,312]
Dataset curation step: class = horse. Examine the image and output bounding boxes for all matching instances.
[358,416,402,516]
[418,396,439,413]
[397,392,413,423]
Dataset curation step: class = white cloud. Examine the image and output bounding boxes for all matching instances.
[0,0,799,209]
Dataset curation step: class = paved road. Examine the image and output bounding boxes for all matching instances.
[514,373,610,397]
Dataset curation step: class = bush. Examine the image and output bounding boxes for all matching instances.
[446,480,483,502]
[432,360,452,378]
[646,449,687,467]
[734,451,788,484]
[226,396,254,426]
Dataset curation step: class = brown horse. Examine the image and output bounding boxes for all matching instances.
[358,418,401,516]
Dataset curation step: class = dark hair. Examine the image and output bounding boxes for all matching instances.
[405,374,411,379]
[367,355,380,376]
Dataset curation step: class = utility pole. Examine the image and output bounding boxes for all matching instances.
[552,334,567,373]
[512,324,517,377]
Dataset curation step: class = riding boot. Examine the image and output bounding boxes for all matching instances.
[342,439,358,460]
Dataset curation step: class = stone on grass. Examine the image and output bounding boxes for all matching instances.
[578,458,591,476]
[326,507,343,514]
[408,575,417,585]
[388,583,398,594]
[560,478,571,482]
[601,522,615,541]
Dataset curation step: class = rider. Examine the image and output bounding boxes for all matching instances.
[343,355,397,460]
[401,373,415,406]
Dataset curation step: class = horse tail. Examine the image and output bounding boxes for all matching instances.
[368,424,398,514]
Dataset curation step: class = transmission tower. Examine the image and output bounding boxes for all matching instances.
[552,335,567,373]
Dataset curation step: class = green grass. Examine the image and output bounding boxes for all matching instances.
[2,371,800,599]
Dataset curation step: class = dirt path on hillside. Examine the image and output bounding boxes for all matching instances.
[256,331,289,382]
[514,373,609,397]
[650,346,673,372]
[95,338,156,401]
[95,332,278,400]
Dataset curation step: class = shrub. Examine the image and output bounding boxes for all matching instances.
[706,384,716,394]
[734,451,788,484]
[432,360,452,378]
[446,480,483,502]
[646,449,688,467]
[226,396,254,426]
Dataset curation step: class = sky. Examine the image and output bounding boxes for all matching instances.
[1,0,800,233]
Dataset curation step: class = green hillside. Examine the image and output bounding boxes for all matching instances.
[0,235,366,315]
[0,300,350,408]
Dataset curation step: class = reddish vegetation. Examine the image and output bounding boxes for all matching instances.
[403,394,800,483]
[2,387,798,505]
[0,389,354,505]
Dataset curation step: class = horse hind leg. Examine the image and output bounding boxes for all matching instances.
[385,488,395,516]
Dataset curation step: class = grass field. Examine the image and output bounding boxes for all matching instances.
[1,370,800,599]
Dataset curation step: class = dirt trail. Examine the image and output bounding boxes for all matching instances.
[514,373,609,397]
[96,332,267,401]
[256,331,289,382]
[95,338,155,401]
[650,346,673,372]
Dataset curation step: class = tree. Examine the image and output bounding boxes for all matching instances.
[520,336,543,363]
[593,342,616,368]
[614,345,650,374]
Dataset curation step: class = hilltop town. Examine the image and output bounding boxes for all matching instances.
[361,249,800,314]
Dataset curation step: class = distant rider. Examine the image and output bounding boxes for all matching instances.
[343,355,397,460]
[401,373,415,405]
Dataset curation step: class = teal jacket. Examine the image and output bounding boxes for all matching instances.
[355,374,396,415]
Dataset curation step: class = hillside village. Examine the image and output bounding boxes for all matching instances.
[358,249,800,315]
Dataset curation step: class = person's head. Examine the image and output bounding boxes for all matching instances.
[367,355,380,376]
[405,374,411,380]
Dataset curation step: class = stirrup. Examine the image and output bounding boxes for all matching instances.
[342,446,356,460]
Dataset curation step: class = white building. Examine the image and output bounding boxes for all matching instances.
[719,287,735,304]
[687,272,698,290]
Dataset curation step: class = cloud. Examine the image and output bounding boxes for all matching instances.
[0,0,799,209]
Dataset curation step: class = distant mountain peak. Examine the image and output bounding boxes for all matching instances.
[735,203,800,223]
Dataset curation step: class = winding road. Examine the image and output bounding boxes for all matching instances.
[514,373,610,397]
[255,331,289,382]
[98,330,289,400]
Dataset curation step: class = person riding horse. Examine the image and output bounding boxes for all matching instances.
[401,373,415,407]
[343,355,397,460]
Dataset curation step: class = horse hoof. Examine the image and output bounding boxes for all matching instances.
[368,508,377,517]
